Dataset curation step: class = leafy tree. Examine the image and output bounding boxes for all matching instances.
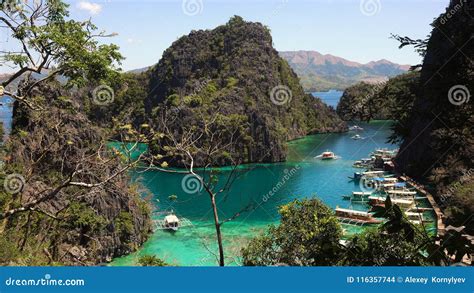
[339,228,430,266]
[0,0,122,109]
[336,82,382,122]
[375,72,421,143]
[138,255,169,267]
[242,198,343,266]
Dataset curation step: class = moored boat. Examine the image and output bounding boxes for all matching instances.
[368,195,414,208]
[315,151,339,160]
[335,207,382,224]
[349,125,364,131]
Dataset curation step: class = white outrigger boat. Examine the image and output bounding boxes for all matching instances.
[368,195,415,209]
[342,191,373,201]
[154,212,193,232]
[351,134,365,140]
[315,151,340,160]
[335,207,382,225]
[349,125,364,131]
[405,212,432,225]
[386,190,417,196]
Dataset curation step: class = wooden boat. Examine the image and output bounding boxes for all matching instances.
[405,212,433,225]
[154,213,193,231]
[349,125,364,131]
[163,214,180,231]
[342,191,372,201]
[387,190,417,196]
[315,151,339,160]
[368,196,414,208]
[335,207,382,225]
[351,134,365,140]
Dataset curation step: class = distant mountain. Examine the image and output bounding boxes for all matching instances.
[127,66,151,74]
[279,51,410,91]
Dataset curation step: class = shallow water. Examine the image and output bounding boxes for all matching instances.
[111,121,435,266]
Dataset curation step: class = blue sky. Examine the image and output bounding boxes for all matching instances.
[4,0,450,72]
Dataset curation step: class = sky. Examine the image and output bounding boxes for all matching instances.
[2,0,450,72]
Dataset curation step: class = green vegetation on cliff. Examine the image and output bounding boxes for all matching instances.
[336,71,420,124]
[0,1,151,265]
[144,16,346,166]
[393,0,473,232]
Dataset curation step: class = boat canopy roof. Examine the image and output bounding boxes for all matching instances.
[363,171,385,175]
[335,208,371,217]
[164,214,180,224]
[387,190,416,195]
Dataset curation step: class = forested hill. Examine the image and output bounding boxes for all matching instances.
[144,16,346,167]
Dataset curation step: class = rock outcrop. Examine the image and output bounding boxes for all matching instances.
[145,16,346,166]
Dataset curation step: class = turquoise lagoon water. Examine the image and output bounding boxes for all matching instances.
[112,121,436,266]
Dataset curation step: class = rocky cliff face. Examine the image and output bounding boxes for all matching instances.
[145,16,346,166]
[1,90,151,265]
[394,0,473,229]
[395,0,473,178]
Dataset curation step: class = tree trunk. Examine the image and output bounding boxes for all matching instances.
[210,194,225,266]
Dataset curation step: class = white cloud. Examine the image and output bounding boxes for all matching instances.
[77,1,102,15]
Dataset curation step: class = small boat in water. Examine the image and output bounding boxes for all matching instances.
[315,151,339,160]
[335,207,382,225]
[351,134,365,140]
[349,125,364,131]
[163,214,180,231]
[368,195,414,209]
